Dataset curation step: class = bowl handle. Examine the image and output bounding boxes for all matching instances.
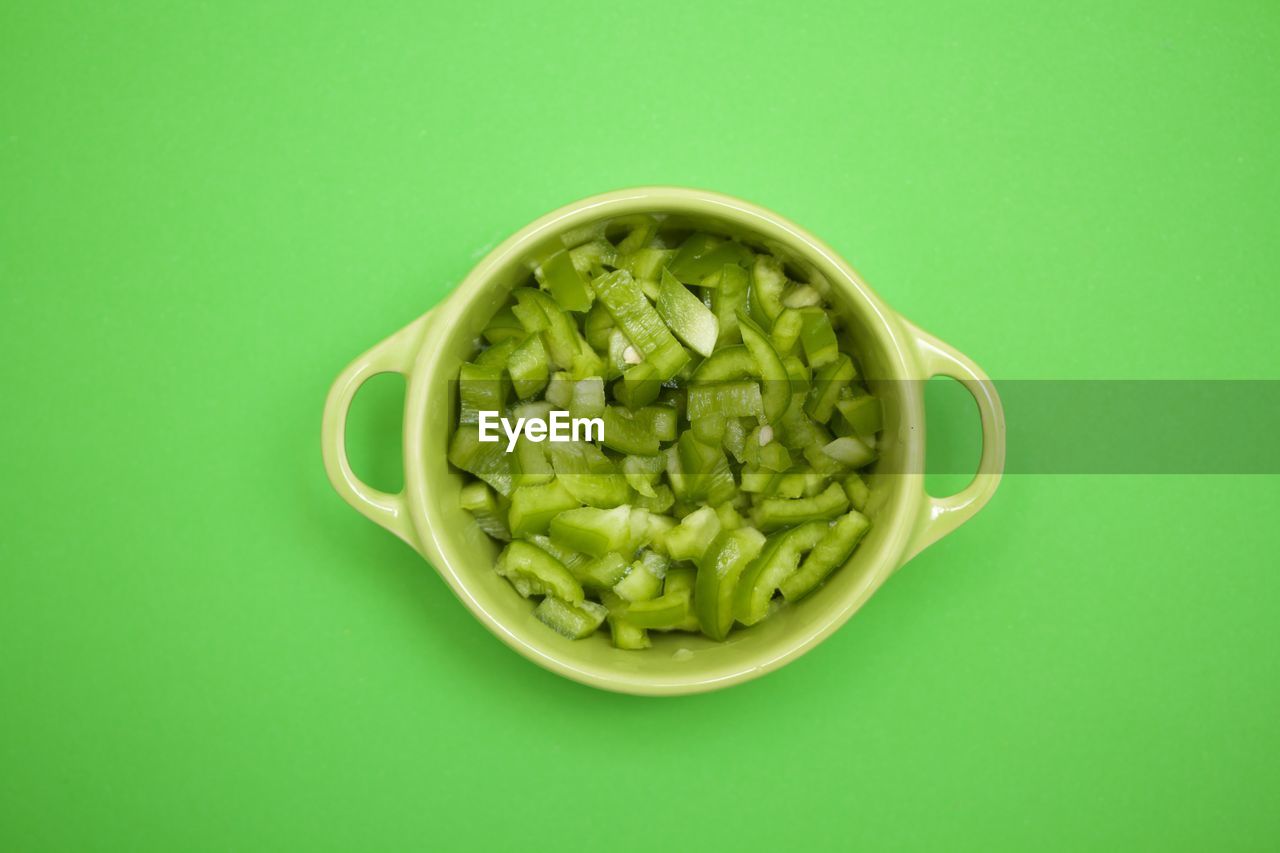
[321,312,433,552]
[901,322,1006,562]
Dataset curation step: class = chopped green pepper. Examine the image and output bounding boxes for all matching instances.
[736,310,793,423]
[748,255,787,327]
[550,505,633,557]
[806,354,856,423]
[498,540,584,602]
[592,269,689,380]
[752,482,850,532]
[535,596,607,638]
[696,527,767,640]
[656,269,719,357]
[451,218,881,646]
[734,521,828,625]
[800,309,840,368]
[459,481,510,540]
[834,393,883,438]
[537,248,593,312]
[508,335,549,400]
[779,510,872,601]
[660,504,722,563]
[507,479,581,537]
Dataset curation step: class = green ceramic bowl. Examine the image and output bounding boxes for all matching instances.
[321,187,1005,695]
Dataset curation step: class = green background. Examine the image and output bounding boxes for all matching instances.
[3,1,1278,849]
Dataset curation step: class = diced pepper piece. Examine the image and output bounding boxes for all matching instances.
[584,302,615,352]
[568,377,605,419]
[507,479,581,537]
[449,426,514,496]
[784,355,812,389]
[692,344,755,382]
[544,372,573,407]
[621,453,665,497]
[667,232,723,283]
[548,442,630,508]
[635,405,677,442]
[670,238,752,286]
[513,289,600,377]
[782,284,823,308]
[687,381,764,420]
[614,361,662,409]
[608,214,659,254]
[770,308,805,356]
[511,437,553,487]
[656,269,719,357]
[549,505,633,557]
[655,563,706,630]
[459,481,510,540]
[601,406,660,456]
[821,435,876,469]
[660,504,722,563]
[748,255,787,327]
[806,354,856,423]
[570,239,619,276]
[535,596,607,639]
[614,551,667,603]
[474,336,520,369]
[759,441,792,472]
[800,309,840,368]
[772,472,807,499]
[592,270,689,380]
[712,264,749,346]
[508,335,549,399]
[734,521,828,625]
[834,393,883,438]
[497,540,584,602]
[739,464,778,494]
[842,472,871,511]
[715,502,745,531]
[537,248,593,312]
[619,246,674,280]
[625,585,690,628]
[779,510,872,601]
[676,432,736,505]
[601,591,651,649]
[723,416,749,461]
[633,483,675,514]
[803,441,847,478]
[690,413,726,447]
[778,400,829,450]
[525,534,590,573]
[458,362,507,424]
[481,307,525,344]
[752,482,850,532]
[736,310,793,423]
[573,552,629,590]
[696,527,767,640]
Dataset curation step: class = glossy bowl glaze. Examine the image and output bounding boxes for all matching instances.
[322,187,1005,695]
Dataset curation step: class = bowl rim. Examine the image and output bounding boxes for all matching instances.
[402,186,929,695]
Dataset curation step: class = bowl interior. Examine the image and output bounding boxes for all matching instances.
[407,192,923,693]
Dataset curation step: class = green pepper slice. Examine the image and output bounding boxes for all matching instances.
[656,269,719,357]
[498,540,584,602]
[752,482,850,532]
[734,520,828,625]
[779,510,872,601]
[736,310,793,424]
[549,505,633,557]
[507,479,581,537]
[535,596,607,638]
[695,527,767,640]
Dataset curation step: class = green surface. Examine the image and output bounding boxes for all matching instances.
[2,1,1278,850]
